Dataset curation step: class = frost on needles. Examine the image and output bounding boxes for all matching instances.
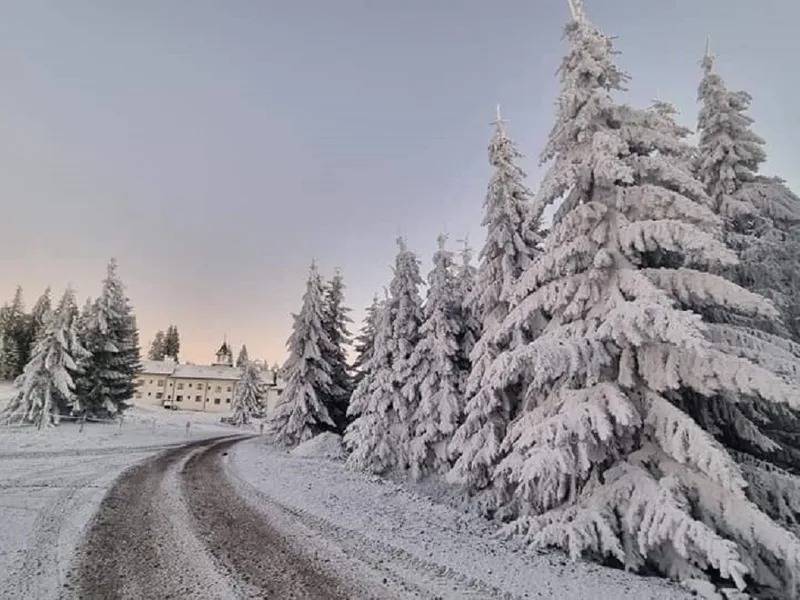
[345,238,425,474]
[484,12,800,595]
[270,261,338,446]
[447,106,542,498]
[406,235,467,480]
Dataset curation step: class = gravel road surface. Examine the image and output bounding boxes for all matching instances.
[66,436,359,599]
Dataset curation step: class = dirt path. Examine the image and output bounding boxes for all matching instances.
[67,436,356,599]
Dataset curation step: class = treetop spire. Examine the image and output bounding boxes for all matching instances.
[567,0,584,22]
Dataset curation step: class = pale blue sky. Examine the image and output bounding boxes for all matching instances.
[0,1,797,363]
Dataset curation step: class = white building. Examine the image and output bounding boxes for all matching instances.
[134,340,284,415]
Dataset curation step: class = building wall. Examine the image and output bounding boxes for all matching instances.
[135,374,171,406]
[164,377,236,413]
[134,367,284,416]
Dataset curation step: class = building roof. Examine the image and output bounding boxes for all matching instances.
[139,360,177,375]
[216,341,232,356]
[172,364,241,381]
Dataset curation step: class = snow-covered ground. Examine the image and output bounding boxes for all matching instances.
[227,435,693,599]
[0,378,692,599]
[0,382,252,599]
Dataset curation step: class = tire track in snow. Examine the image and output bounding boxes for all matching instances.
[1,452,154,600]
[224,447,514,599]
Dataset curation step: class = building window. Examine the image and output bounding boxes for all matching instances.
[177,383,184,390]
[157,380,165,387]
[148,392,152,397]
[195,396,202,402]
[214,398,221,405]
[226,386,232,392]
[225,398,231,403]
[216,386,222,392]
[169,382,173,387]
[149,379,153,384]
[176,395,183,402]
[156,392,163,400]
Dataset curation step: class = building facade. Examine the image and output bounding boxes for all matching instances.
[134,341,283,415]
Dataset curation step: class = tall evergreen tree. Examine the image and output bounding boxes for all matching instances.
[486,5,800,594]
[455,239,481,386]
[0,287,28,379]
[447,107,542,495]
[236,344,249,367]
[406,235,464,479]
[29,287,52,348]
[229,360,267,426]
[321,269,354,433]
[345,238,425,473]
[6,288,85,429]
[697,47,800,343]
[75,259,141,418]
[269,261,337,445]
[163,324,180,361]
[352,295,381,388]
[147,330,166,361]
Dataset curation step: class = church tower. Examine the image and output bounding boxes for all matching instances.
[212,336,234,367]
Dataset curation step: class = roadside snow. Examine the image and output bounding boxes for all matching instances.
[228,437,691,599]
[290,431,345,460]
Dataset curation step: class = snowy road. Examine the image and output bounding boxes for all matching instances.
[66,435,360,599]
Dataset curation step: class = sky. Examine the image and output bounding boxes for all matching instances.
[0,0,798,365]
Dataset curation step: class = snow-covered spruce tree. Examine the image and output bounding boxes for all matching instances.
[345,238,425,473]
[29,287,52,347]
[697,49,800,344]
[229,360,267,426]
[163,324,180,361]
[407,235,464,479]
[147,330,166,361]
[75,259,141,418]
[486,6,800,594]
[269,261,337,445]
[454,239,481,387]
[7,288,86,428]
[0,287,28,379]
[321,269,354,433]
[351,295,381,389]
[447,107,542,497]
[236,344,249,367]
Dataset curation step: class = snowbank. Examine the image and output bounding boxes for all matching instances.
[290,432,345,460]
[228,438,690,599]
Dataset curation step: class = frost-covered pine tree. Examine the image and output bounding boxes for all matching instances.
[455,239,481,385]
[487,4,800,594]
[229,360,266,426]
[163,324,180,362]
[29,287,52,347]
[7,288,85,429]
[148,330,166,361]
[75,260,141,418]
[269,261,337,445]
[236,344,249,367]
[0,287,27,379]
[352,295,381,388]
[345,238,425,473]
[447,107,542,495]
[321,270,354,433]
[407,235,464,479]
[697,46,800,343]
